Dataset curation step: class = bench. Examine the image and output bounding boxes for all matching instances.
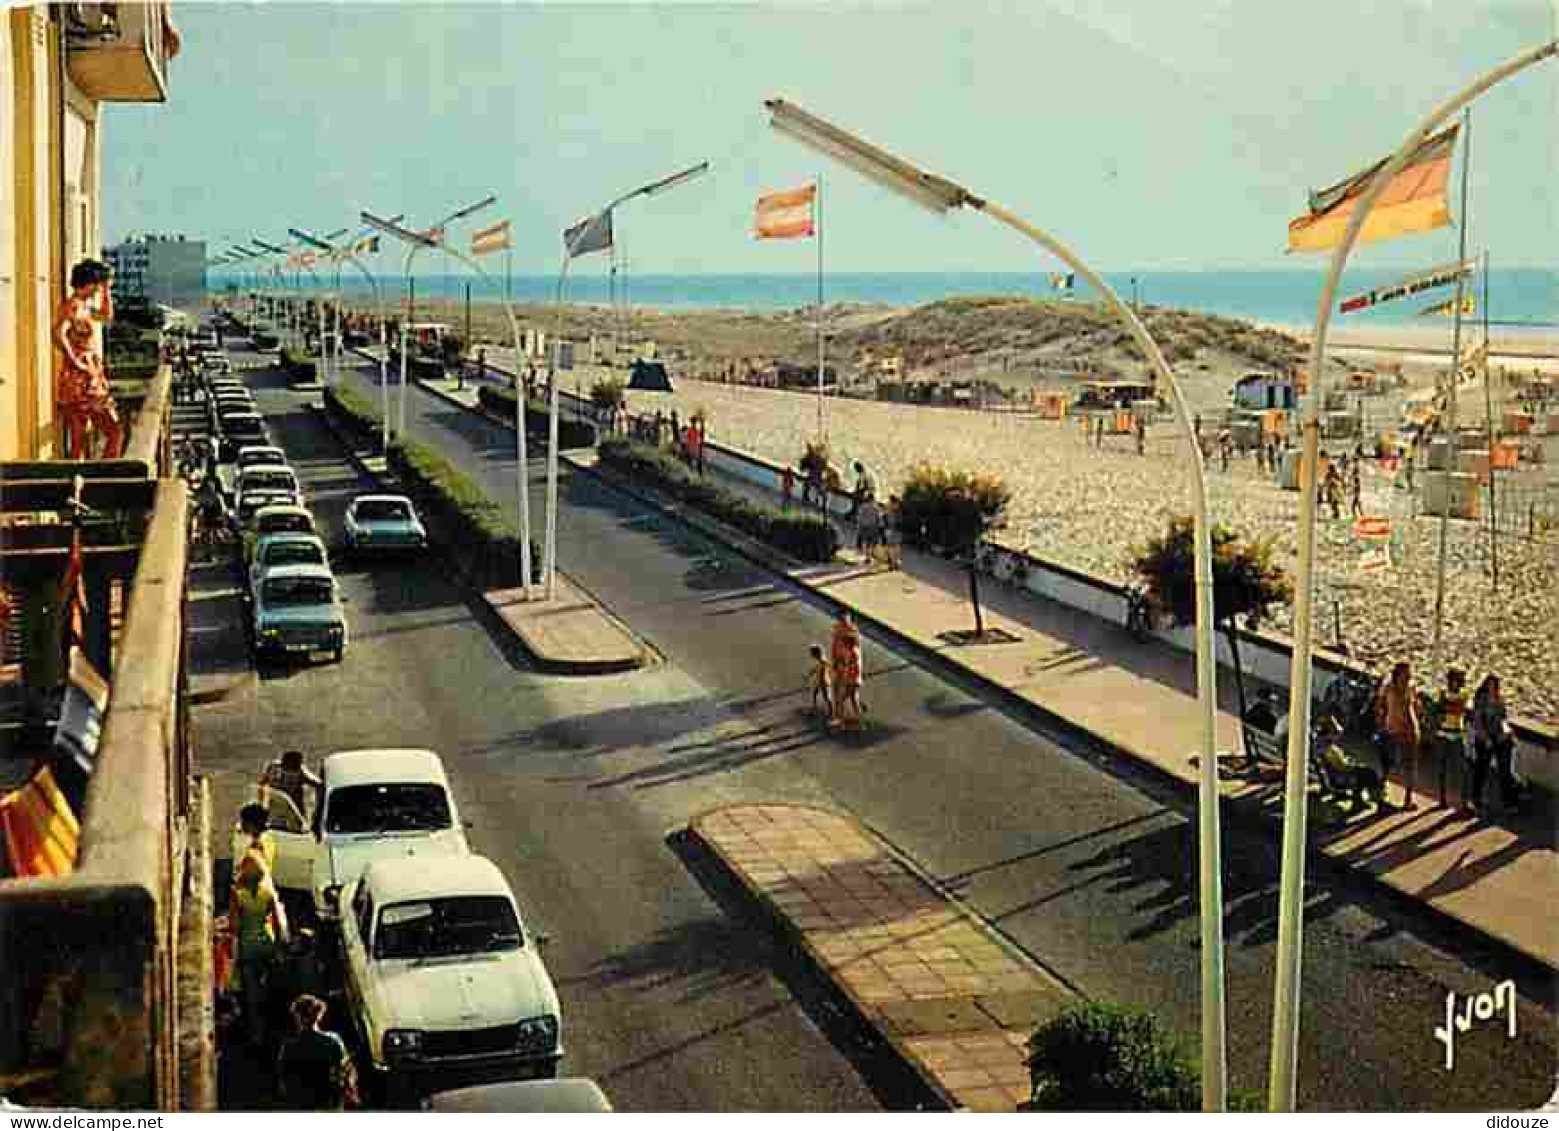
[1241,721,1377,810]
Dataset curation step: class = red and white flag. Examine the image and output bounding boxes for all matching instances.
[754,184,816,240]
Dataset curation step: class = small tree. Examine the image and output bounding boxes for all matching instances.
[589,378,626,410]
[1130,515,1292,725]
[799,438,830,478]
[1026,1002,1199,1112]
[899,463,1010,637]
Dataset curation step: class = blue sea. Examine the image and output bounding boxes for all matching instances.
[220,268,1557,334]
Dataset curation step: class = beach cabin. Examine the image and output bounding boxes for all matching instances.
[1231,372,1297,411]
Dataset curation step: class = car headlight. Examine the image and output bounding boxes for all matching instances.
[515,1015,559,1054]
[383,1029,424,1061]
[260,627,280,639]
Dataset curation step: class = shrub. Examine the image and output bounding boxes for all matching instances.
[598,437,837,562]
[590,378,626,410]
[1026,1002,1200,1111]
[897,463,1010,554]
[477,385,598,449]
[799,439,830,478]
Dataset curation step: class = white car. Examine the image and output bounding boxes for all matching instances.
[303,749,469,923]
[248,532,331,600]
[341,855,562,1098]
[219,445,288,502]
[237,465,301,504]
[344,494,428,554]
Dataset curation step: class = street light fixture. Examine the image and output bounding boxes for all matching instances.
[545,160,710,596]
[362,207,535,598]
[765,96,1230,1110]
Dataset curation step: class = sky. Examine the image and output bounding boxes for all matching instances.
[100,1,1559,277]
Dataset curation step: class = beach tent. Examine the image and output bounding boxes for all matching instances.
[628,359,673,392]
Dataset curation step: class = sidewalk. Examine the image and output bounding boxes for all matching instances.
[691,803,1062,1111]
[418,373,1557,972]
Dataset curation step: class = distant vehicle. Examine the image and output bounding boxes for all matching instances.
[217,411,268,459]
[340,855,561,1100]
[236,488,300,529]
[236,465,301,503]
[344,495,427,554]
[252,563,346,664]
[219,445,288,501]
[248,532,330,600]
[301,748,470,924]
[425,1079,612,1113]
[1072,380,1159,411]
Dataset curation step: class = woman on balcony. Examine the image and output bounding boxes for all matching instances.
[53,259,123,460]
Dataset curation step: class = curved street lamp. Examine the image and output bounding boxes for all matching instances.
[764,96,1229,1109]
[545,160,710,596]
[1268,37,1557,1112]
[362,209,535,599]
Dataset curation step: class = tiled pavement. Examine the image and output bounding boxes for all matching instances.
[690,803,1066,1112]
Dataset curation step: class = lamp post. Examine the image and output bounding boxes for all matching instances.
[362,209,535,599]
[289,227,348,381]
[764,97,1229,1109]
[251,238,291,347]
[546,161,709,596]
[1268,38,1557,1113]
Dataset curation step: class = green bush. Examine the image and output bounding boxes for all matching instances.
[897,463,1010,555]
[598,437,837,563]
[1026,1002,1200,1112]
[279,347,319,383]
[477,386,597,449]
[590,378,626,410]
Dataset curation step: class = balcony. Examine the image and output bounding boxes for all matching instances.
[64,2,178,104]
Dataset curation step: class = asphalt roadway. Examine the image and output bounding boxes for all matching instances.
[197,345,1555,1111]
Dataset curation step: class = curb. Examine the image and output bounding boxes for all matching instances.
[406,378,1555,976]
[309,398,651,678]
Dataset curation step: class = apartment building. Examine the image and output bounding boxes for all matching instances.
[106,232,206,307]
[1,2,181,459]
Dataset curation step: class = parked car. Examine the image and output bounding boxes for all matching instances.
[217,411,269,459]
[244,504,317,564]
[219,445,288,501]
[344,495,428,554]
[236,465,301,504]
[248,532,330,600]
[301,748,470,924]
[425,1078,612,1113]
[341,855,561,1100]
[236,488,299,529]
[252,563,346,663]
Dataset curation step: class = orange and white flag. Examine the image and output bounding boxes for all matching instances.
[1288,124,1460,254]
[755,184,816,240]
[471,219,512,257]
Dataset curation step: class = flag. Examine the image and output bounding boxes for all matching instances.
[1420,293,1476,317]
[471,219,512,257]
[1288,124,1461,254]
[57,531,87,657]
[563,211,614,258]
[1050,272,1075,292]
[754,184,816,240]
[1339,258,1474,314]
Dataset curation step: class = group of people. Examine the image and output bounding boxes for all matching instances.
[226,751,358,1110]
[1373,663,1522,815]
[1321,453,1365,520]
[808,612,867,728]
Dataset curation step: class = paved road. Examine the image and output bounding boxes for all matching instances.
[194,350,887,1112]
[328,353,1557,1112]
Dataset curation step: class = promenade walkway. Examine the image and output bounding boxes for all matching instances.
[415,373,1556,974]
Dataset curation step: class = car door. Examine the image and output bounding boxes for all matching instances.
[264,789,314,892]
[341,881,375,1046]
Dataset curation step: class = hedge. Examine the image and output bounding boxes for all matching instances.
[477,385,598,450]
[279,347,318,383]
[598,437,838,563]
[322,385,539,587]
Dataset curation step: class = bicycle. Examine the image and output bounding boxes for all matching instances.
[1123,583,1156,640]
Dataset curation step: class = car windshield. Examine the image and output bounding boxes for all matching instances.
[356,500,411,522]
[262,576,334,606]
[259,514,312,535]
[239,451,284,469]
[325,783,452,835]
[375,896,522,960]
[228,420,265,436]
[263,542,324,569]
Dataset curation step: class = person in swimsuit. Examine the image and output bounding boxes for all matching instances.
[52,259,122,460]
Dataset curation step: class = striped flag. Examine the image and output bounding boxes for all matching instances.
[471,219,512,257]
[563,211,614,258]
[1288,124,1461,254]
[58,530,87,658]
[754,184,816,240]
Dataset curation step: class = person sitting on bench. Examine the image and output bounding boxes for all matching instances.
[1315,715,1384,808]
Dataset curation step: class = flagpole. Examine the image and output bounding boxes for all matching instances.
[816,175,825,440]
[1481,247,1498,586]
[1432,107,1472,665]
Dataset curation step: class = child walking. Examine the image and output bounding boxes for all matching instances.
[808,645,833,718]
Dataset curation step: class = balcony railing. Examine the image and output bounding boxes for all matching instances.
[64,1,173,103]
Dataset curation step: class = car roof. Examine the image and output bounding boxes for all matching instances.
[254,504,312,522]
[239,465,297,479]
[363,854,509,905]
[255,531,325,549]
[259,562,335,585]
[350,494,414,507]
[427,1079,613,1114]
[324,748,449,789]
[237,445,285,459]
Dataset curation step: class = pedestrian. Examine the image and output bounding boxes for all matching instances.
[1432,667,1469,807]
[1373,661,1421,809]
[881,494,904,571]
[53,258,123,460]
[1094,414,1105,448]
[1134,414,1146,456]
[237,801,278,877]
[476,347,487,380]
[781,465,795,511]
[1466,674,1520,816]
[276,994,356,1111]
[829,611,865,728]
[1349,456,1363,518]
[1323,462,1343,520]
[856,494,882,555]
[807,645,833,719]
[670,410,682,457]
[695,417,708,475]
[849,460,875,522]
[1218,430,1231,472]
[260,749,322,818]
[230,854,288,1048]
